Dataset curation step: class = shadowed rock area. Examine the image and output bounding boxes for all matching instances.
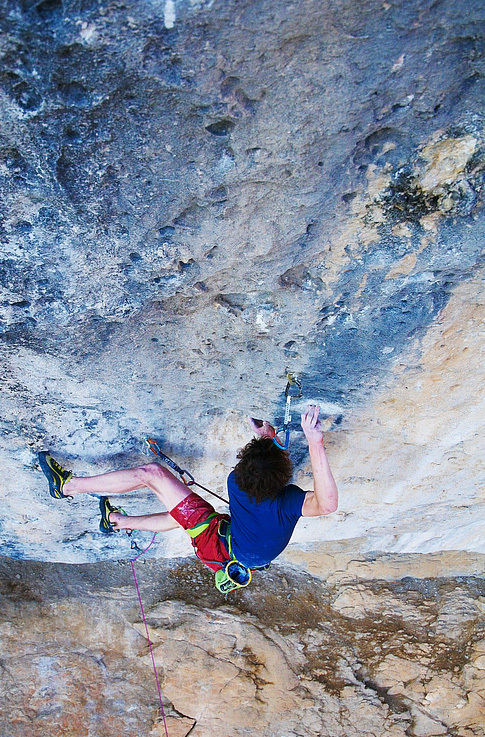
[1,555,484,736]
[0,0,484,734]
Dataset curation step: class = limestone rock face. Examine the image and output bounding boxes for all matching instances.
[1,556,484,737]
[0,0,484,565]
[1,3,484,736]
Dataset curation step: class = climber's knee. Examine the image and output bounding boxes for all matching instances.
[135,462,172,486]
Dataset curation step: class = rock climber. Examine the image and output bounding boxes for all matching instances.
[38,405,338,590]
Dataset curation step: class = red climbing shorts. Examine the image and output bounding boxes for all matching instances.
[170,492,230,572]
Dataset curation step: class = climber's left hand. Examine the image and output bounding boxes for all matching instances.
[249,417,277,439]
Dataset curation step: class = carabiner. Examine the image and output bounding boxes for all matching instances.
[181,469,195,486]
[273,427,290,450]
[144,437,195,485]
[285,373,302,398]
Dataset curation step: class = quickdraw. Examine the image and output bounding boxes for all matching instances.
[144,437,228,504]
[272,373,302,450]
[144,437,195,484]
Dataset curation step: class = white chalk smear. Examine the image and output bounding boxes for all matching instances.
[164,0,176,28]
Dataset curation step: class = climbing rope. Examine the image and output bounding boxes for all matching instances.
[272,373,302,449]
[130,534,169,737]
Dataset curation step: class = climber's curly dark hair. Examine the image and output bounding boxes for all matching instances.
[233,437,293,503]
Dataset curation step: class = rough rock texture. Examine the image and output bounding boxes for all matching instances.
[0,0,484,562]
[1,556,484,737]
[1,2,484,735]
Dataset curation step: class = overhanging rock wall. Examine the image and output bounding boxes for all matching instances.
[0,0,484,563]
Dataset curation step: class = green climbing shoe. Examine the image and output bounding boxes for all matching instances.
[38,451,73,499]
[99,497,126,534]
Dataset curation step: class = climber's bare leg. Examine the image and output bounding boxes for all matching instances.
[64,463,191,511]
[109,511,181,532]
[65,468,149,496]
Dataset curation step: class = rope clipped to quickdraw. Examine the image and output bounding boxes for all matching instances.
[144,437,228,504]
[272,373,302,450]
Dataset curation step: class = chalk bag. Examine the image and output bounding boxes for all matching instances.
[214,560,252,594]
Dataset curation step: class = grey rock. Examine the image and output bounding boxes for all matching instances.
[0,0,484,561]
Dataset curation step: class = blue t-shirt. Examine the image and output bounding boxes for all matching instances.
[227,470,306,568]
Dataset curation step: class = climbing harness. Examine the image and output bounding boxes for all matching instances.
[144,437,228,504]
[272,373,302,450]
[184,511,220,539]
[130,534,169,737]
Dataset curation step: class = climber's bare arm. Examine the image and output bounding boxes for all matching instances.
[300,405,338,517]
[249,407,338,517]
[109,510,182,533]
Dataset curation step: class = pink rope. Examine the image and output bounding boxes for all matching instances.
[130,534,169,737]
